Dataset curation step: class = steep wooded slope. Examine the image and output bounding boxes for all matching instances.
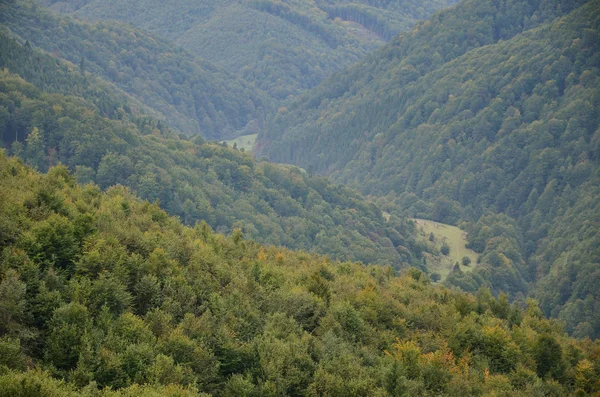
[0,31,419,267]
[1,152,599,396]
[41,0,457,100]
[0,0,270,139]
[258,0,600,337]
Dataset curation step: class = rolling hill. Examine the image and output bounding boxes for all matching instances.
[41,0,458,100]
[1,0,600,394]
[0,151,598,396]
[0,25,424,268]
[0,0,271,139]
[257,0,600,337]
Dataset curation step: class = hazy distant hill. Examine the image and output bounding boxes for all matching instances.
[258,0,600,337]
[1,0,271,139]
[41,0,458,100]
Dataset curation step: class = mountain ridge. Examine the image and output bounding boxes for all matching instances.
[41,0,458,100]
[1,0,271,139]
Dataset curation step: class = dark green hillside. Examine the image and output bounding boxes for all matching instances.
[0,31,160,124]
[0,0,270,139]
[1,152,599,396]
[41,0,457,100]
[259,0,590,168]
[0,32,421,268]
[258,0,600,337]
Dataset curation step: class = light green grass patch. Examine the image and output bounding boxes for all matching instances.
[223,133,257,153]
[412,218,479,281]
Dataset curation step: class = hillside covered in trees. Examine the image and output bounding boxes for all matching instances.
[0,0,270,139]
[1,0,599,392]
[1,153,600,396]
[258,0,600,338]
[0,26,423,268]
[41,0,458,100]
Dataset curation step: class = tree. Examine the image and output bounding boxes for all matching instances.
[441,244,450,256]
[89,273,133,316]
[0,337,27,370]
[45,303,91,371]
[24,214,79,273]
[533,334,565,380]
[96,153,133,189]
[24,127,47,171]
[0,270,26,336]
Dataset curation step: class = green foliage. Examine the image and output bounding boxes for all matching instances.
[0,269,27,337]
[259,0,600,337]
[0,36,420,268]
[0,369,201,397]
[0,1,270,139]
[0,336,27,371]
[0,154,598,396]
[41,0,457,100]
[533,334,566,381]
[45,303,91,371]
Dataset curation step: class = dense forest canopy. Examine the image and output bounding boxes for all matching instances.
[1,0,600,394]
[1,153,599,396]
[39,0,458,100]
[0,0,271,139]
[0,27,422,268]
[258,0,600,338]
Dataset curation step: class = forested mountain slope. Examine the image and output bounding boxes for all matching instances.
[1,152,599,396]
[258,0,600,337]
[41,0,457,100]
[0,31,420,267]
[0,0,270,139]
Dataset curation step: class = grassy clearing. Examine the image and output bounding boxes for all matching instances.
[412,218,479,281]
[223,133,258,153]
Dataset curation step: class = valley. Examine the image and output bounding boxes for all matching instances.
[0,0,599,395]
[222,133,258,153]
[259,0,600,338]
[413,219,478,281]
